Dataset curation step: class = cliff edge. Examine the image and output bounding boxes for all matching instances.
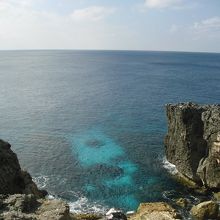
[0,139,73,220]
[165,102,220,189]
[0,139,45,197]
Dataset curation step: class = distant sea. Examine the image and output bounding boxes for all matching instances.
[0,50,220,213]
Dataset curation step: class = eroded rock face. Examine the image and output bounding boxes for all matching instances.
[165,103,208,181]
[165,103,220,189]
[0,139,44,198]
[198,107,220,188]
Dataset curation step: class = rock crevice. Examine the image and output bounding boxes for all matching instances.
[165,102,220,189]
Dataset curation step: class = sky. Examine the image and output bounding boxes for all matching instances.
[0,0,220,52]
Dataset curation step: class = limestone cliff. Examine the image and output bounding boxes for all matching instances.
[165,102,220,189]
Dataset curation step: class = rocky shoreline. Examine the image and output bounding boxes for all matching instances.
[0,102,219,220]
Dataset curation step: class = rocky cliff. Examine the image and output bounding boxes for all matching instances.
[165,102,220,189]
[0,139,46,197]
[0,139,74,220]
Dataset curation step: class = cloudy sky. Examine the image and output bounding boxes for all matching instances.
[0,0,220,52]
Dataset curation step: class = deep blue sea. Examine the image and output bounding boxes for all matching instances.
[0,50,220,213]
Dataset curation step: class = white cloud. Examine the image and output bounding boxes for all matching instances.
[193,17,220,33]
[144,0,183,9]
[70,6,115,22]
[0,1,119,49]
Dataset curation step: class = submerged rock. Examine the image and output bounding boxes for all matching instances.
[190,200,219,220]
[128,202,181,220]
[165,103,220,189]
[85,139,105,148]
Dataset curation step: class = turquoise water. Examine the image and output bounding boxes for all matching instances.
[0,50,220,212]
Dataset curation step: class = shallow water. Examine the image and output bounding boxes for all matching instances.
[0,50,220,212]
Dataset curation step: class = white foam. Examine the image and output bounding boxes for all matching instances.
[33,175,50,189]
[33,175,108,214]
[162,157,178,175]
[126,211,135,215]
[47,195,55,200]
[68,196,108,214]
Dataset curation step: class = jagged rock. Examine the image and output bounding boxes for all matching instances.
[165,103,207,181]
[190,200,219,220]
[0,139,75,219]
[197,107,220,188]
[4,194,39,213]
[0,194,74,220]
[37,199,71,220]
[129,202,181,220]
[165,103,220,189]
[0,139,45,198]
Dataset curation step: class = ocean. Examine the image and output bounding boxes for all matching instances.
[0,50,220,213]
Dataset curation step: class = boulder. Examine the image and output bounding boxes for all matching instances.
[37,199,71,220]
[190,200,219,220]
[129,202,181,220]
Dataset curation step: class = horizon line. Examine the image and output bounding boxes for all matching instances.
[0,48,220,54]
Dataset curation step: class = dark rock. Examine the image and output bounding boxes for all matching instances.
[0,139,25,194]
[4,194,38,213]
[87,164,123,179]
[165,103,220,189]
[0,139,45,198]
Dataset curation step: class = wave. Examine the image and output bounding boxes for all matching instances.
[68,195,108,214]
[33,175,108,214]
[33,175,50,189]
[162,157,178,175]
